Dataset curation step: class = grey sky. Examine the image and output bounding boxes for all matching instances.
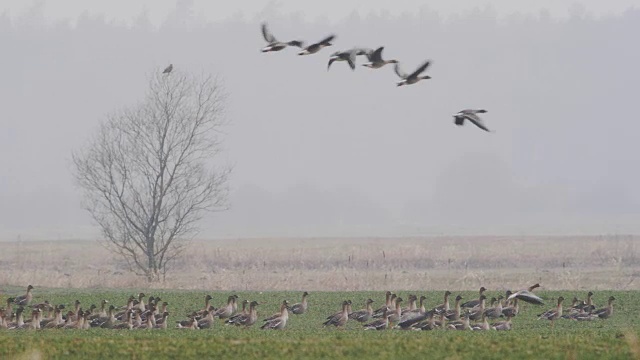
[3,0,640,24]
[1,1,640,240]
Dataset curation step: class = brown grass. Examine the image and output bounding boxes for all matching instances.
[0,235,638,291]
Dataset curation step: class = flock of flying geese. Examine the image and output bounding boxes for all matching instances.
[161,22,493,133]
[0,284,615,331]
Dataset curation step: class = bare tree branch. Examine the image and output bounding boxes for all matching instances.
[72,69,230,282]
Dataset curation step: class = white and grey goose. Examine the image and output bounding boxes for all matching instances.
[453,109,491,132]
[394,60,432,86]
[362,47,398,69]
[298,34,336,55]
[260,23,304,53]
[327,48,371,71]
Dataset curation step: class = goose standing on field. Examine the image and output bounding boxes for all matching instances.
[453,109,491,132]
[327,48,371,70]
[260,23,304,53]
[298,34,336,55]
[363,309,390,330]
[394,61,432,86]
[261,300,289,330]
[290,292,309,315]
[349,299,374,323]
[362,47,398,69]
[323,300,350,328]
[162,64,173,74]
[14,285,34,306]
[538,297,565,327]
[462,287,487,309]
[372,291,394,318]
[226,301,259,327]
[593,296,615,319]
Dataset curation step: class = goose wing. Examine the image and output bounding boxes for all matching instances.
[369,47,384,62]
[318,34,336,46]
[261,23,277,43]
[394,63,408,79]
[463,113,491,132]
[408,61,431,79]
[509,291,544,305]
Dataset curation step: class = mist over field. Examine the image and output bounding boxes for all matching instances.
[1,1,640,240]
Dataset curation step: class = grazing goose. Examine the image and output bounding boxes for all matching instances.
[226,301,259,327]
[327,48,371,71]
[298,34,336,55]
[260,23,304,53]
[349,299,374,323]
[491,315,513,331]
[394,61,432,86]
[261,300,289,330]
[162,64,173,74]
[483,297,504,320]
[290,291,309,315]
[502,298,520,318]
[508,284,544,305]
[14,285,34,306]
[363,309,390,331]
[538,297,565,327]
[462,287,487,308]
[453,109,491,132]
[323,300,350,328]
[593,296,615,319]
[362,47,398,69]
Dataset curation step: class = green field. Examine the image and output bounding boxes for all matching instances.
[1,287,639,359]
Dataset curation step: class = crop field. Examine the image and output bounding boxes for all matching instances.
[1,287,639,360]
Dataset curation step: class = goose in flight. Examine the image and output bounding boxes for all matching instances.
[260,23,304,53]
[453,109,491,132]
[162,64,173,74]
[327,48,371,70]
[362,47,398,69]
[298,34,336,55]
[394,60,431,86]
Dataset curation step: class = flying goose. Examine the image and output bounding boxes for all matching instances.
[453,109,491,132]
[162,64,173,74]
[362,47,398,69]
[507,284,544,305]
[298,34,336,55]
[260,23,304,52]
[394,61,432,86]
[327,48,371,70]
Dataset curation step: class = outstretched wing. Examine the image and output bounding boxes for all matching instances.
[318,34,336,46]
[464,114,491,132]
[394,63,407,79]
[261,23,277,43]
[409,60,431,79]
[370,47,384,62]
[287,40,304,48]
[327,57,337,70]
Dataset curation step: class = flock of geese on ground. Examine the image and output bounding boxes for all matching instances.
[161,22,493,133]
[0,284,615,331]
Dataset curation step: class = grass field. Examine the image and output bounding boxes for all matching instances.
[1,287,639,359]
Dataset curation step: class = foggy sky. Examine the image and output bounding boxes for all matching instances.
[1,1,640,240]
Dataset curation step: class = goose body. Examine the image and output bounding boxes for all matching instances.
[260,23,304,52]
[453,109,491,132]
[162,64,173,74]
[362,47,398,69]
[327,48,371,70]
[298,34,335,55]
[394,61,432,86]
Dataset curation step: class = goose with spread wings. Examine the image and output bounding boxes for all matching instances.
[298,34,336,55]
[260,23,304,53]
[327,48,371,70]
[453,109,491,132]
[394,60,432,86]
[362,47,398,69]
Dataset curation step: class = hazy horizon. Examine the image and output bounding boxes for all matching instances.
[1,1,640,240]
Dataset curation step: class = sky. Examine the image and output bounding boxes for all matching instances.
[1,0,640,240]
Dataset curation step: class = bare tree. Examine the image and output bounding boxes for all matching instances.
[73,70,230,282]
